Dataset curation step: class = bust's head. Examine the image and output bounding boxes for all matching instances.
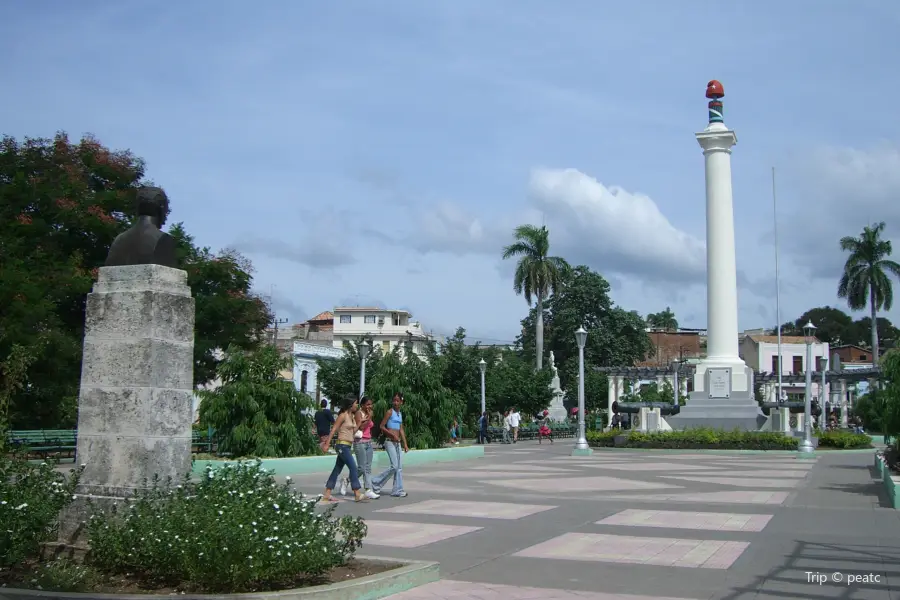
[136,186,169,227]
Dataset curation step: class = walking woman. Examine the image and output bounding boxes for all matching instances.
[372,393,408,498]
[354,396,379,499]
[321,395,369,503]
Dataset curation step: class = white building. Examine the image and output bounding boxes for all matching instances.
[292,340,345,408]
[332,307,437,357]
[739,334,831,402]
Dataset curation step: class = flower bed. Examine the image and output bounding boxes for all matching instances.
[587,428,799,450]
[0,459,394,595]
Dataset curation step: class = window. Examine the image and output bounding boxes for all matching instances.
[771,355,780,374]
[393,313,401,326]
[364,315,376,324]
[859,354,868,361]
[339,315,351,324]
[382,340,390,352]
[300,370,308,393]
[792,356,803,374]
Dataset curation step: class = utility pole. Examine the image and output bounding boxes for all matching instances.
[272,317,288,348]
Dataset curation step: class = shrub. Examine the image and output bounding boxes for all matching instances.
[587,428,798,450]
[0,455,82,568]
[816,430,872,449]
[87,460,367,593]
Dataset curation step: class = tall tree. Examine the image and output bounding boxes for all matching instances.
[0,133,272,428]
[780,306,854,345]
[838,222,900,364]
[502,225,570,371]
[517,265,652,408]
[647,307,679,331]
[198,344,317,458]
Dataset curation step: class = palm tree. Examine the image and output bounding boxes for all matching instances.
[837,222,900,365]
[502,224,570,370]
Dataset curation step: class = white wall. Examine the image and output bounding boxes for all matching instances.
[332,309,432,357]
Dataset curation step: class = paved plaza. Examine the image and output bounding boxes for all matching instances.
[287,443,900,599]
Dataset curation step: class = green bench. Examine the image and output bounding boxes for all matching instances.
[192,428,216,454]
[6,429,77,458]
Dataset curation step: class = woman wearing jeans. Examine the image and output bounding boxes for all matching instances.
[353,396,379,499]
[372,393,408,498]
[320,395,369,503]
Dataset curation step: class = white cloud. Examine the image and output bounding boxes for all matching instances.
[781,144,900,278]
[529,168,706,282]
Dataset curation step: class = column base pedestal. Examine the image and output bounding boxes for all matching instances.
[666,362,765,431]
[571,447,594,456]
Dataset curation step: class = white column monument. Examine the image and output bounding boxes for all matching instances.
[667,81,764,430]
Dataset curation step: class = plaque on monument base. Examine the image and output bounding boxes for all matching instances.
[666,363,765,431]
[58,264,195,546]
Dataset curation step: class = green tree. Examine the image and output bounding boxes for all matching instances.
[838,222,900,364]
[517,265,652,407]
[621,381,687,405]
[198,345,317,458]
[0,133,272,428]
[647,307,679,331]
[846,317,900,351]
[780,306,854,345]
[502,224,570,371]
[485,351,553,418]
[316,338,379,403]
[428,327,485,419]
[170,225,273,386]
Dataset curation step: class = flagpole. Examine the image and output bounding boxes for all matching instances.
[772,167,783,404]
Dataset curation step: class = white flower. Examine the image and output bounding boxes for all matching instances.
[273,503,280,510]
[285,476,292,481]
[14,503,27,511]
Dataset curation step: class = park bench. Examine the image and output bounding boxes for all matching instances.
[191,428,216,454]
[6,429,77,459]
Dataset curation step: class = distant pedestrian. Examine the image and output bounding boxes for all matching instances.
[372,393,409,498]
[449,418,460,445]
[538,410,553,444]
[314,399,335,452]
[478,411,489,444]
[502,410,512,444]
[320,395,369,503]
[509,407,521,443]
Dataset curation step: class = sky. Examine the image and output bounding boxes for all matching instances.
[3,1,900,345]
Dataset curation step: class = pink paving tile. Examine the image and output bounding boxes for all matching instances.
[610,490,790,505]
[688,469,809,479]
[582,462,727,471]
[377,499,556,519]
[596,509,773,531]
[385,579,703,599]
[514,532,749,569]
[469,464,579,473]
[484,476,682,493]
[362,520,481,548]
[396,480,471,495]
[659,475,802,488]
[418,469,556,479]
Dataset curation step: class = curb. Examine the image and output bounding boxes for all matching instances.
[0,557,439,600]
[586,447,874,455]
[192,445,484,476]
[874,454,899,510]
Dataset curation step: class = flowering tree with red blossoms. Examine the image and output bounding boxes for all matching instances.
[0,133,272,430]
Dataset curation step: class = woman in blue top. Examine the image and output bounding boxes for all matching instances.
[372,393,408,497]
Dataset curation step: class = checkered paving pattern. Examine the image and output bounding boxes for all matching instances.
[296,444,895,599]
[387,580,702,599]
[514,532,750,569]
[597,509,773,532]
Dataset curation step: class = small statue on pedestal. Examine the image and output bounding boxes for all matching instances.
[105,186,177,268]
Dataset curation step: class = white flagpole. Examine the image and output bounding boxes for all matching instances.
[772,167,784,403]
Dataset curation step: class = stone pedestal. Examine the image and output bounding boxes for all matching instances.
[59,265,195,544]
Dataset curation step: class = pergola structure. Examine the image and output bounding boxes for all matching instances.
[595,364,880,429]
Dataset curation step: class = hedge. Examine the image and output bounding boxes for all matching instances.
[815,430,872,449]
[586,428,799,450]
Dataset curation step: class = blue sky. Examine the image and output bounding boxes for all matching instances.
[3,1,900,344]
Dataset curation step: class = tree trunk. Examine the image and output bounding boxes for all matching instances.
[870,289,880,365]
[536,293,544,371]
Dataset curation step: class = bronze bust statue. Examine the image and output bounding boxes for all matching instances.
[105,186,177,268]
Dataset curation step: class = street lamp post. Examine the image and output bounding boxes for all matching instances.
[478,358,487,414]
[573,326,592,455]
[358,341,370,398]
[799,321,816,454]
[818,356,828,429]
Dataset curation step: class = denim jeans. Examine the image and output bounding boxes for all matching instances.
[353,440,374,490]
[373,440,404,495]
[326,443,361,492]
[502,428,511,444]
